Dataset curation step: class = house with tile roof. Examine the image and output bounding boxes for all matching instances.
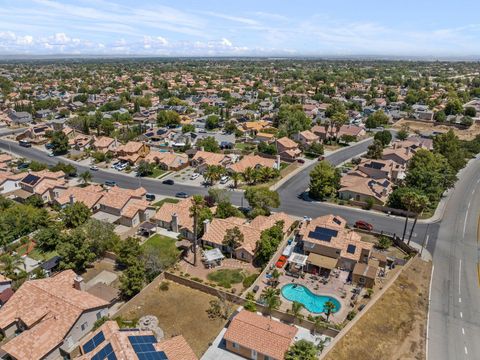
[144,150,189,171]
[0,270,109,360]
[55,184,104,210]
[276,137,302,160]
[116,141,150,164]
[0,274,13,307]
[18,170,68,203]
[296,215,374,273]
[228,154,277,174]
[0,171,25,195]
[293,129,320,148]
[338,173,393,205]
[77,320,197,360]
[152,197,195,240]
[92,136,117,153]
[223,310,297,360]
[191,150,231,173]
[201,212,295,262]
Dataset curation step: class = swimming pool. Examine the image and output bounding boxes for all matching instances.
[281,284,341,314]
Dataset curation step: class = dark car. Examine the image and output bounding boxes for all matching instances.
[297,159,305,164]
[175,192,188,198]
[18,140,32,148]
[44,143,54,150]
[318,155,325,161]
[354,220,373,231]
[104,180,117,187]
[146,193,156,201]
[162,179,174,185]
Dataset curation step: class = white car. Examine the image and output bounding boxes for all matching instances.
[190,173,200,180]
[89,165,99,171]
[220,176,230,184]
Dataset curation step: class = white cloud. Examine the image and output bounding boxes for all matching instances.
[221,38,232,47]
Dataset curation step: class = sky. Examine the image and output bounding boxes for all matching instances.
[0,0,480,57]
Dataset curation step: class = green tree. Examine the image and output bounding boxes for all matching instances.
[261,287,281,316]
[196,136,220,153]
[116,237,142,268]
[216,200,244,219]
[50,130,70,155]
[289,301,305,322]
[444,98,463,115]
[119,262,145,299]
[157,110,180,127]
[396,128,409,141]
[81,219,120,258]
[182,124,195,133]
[366,139,384,159]
[433,130,467,171]
[34,225,64,251]
[203,165,225,185]
[308,161,341,200]
[464,106,477,117]
[434,110,446,122]
[244,187,280,216]
[79,170,92,185]
[256,221,284,265]
[277,104,311,136]
[61,202,91,228]
[190,195,206,266]
[374,130,392,146]
[50,162,77,177]
[29,161,48,171]
[101,119,115,136]
[57,228,96,272]
[323,300,336,322]
[222,226,244,257]
[136,160,155,177]
[230,172,242,188]
[365,110,389,129]
[205,115,220,130]
[285,340,318,360]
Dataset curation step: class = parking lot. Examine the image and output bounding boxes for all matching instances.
[161,166,232,188]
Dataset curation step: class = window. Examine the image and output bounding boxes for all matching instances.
[359,277,365,284]
[81,322,88,331]
[232,342,240,350]
[251,349,258,360]
[96,311,102,320]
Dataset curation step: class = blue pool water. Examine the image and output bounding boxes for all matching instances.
[281,284,341,314]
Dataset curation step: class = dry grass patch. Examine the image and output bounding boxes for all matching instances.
[393,119,480,141]
[324,257,431,360]
[116,280,232,357]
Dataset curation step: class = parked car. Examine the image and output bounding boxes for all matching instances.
[146,193,156,201]
[175,192,188,198]
[297,159,305,164]
[275,255,287,268]
[44,143,54,150]
[162,179,174,185]
[104,180,116,187]
[317,155,325,161]
[190,173,200,180]
[220,176,230,184]
[48,152,54,157]
[354,220,373,231]
[89,165,99,171]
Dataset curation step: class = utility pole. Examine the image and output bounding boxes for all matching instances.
[401,214,409,242]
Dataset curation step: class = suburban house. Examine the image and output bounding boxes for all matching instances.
[69,134,94,151]
[92,136,117,153]
[7,110,32,125]
[381,144,415,166]
[16,124,53,143]
[223,310,297,360]
[152,197,195,240]
[310,125,328,141]
[191,150,231,173]
[228,154,277,174]
[77,321,197,360]
[352,262,378,288]
[338,173,393,205]
[276,137,301,159]
[0,271,109,360]
[337,124,366,140]
[116,141,150,164]
[296,215,374,273]
[255,132,276,143]
[145,150,189,171]
[18,170,68,203]
[0,172,25,195]
[355,158,406,181]
[0,153,13,171]
[293,130,320,147]
[201,212,294,262]
[54,184,104,210]
[0,274,13,307]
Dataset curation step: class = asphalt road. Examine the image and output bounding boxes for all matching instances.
[428,155,480,360]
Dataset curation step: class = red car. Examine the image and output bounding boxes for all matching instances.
[354,220,373,231]
[318,155,325,161]
[275,255,287,268]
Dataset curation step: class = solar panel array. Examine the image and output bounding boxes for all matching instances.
[22,174,40,185]
[82,331,106,354]
[128,336,168,360]
[91,343,117,360]
[308,227,339,242]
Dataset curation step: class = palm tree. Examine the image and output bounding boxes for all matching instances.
[261,287,281,317]
[189,195,205,266]
[204,165,224,185]
[404,192,430,245]
[270,268,281,287]
[222,226,244,258]
[313,316,327,335]
[289,301,304,323]
[79,170,92,185]
[230,172,241,188]
[323,300,336,322]
[242,167,255,185]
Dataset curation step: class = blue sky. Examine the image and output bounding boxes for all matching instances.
[0,0,479,57]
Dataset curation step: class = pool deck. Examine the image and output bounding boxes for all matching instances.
[255,270,355,323]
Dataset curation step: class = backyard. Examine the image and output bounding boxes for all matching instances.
[141,234,180,270]
[323,257,431,360]
[114,279,233,357]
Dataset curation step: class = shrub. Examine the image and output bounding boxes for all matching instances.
[364,197,375,210]
[242,274,258,288]
[159,281,170,291]
[376,236,393,250]
[346,310,357,321]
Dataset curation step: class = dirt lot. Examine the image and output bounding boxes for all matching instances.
[115,279,233,357]
[324,257,431,360]
[81,258,119,283]
[393,119,480,140]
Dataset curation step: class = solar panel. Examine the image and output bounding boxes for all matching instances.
[308,227,338,242]
[91,343,116,360]
[22,174,40,185]
[128,336,168,359]
[347,244,356,254]
[332,217,342,225]
[82,331,106,354]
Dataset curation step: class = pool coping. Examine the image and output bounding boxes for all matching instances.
[280,283,343,314]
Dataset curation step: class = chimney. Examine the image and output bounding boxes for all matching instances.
[406,147,410,155]
[200,146,205,152]
[73,275,85,291]
[171,213,179,232]
[69,194,75,206]
[203,219,210,234]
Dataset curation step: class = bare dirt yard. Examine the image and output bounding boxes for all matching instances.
[393,119,480,140]
[114,279,233,358]
[323,256,432,360]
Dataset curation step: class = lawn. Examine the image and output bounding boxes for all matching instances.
[142,234,180,269]
[207,269,245,288]
[324,257,431,360]
[115,280,233,357]
[153,198,179,208]
[28,248,59,262]
[147,167,166,178]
